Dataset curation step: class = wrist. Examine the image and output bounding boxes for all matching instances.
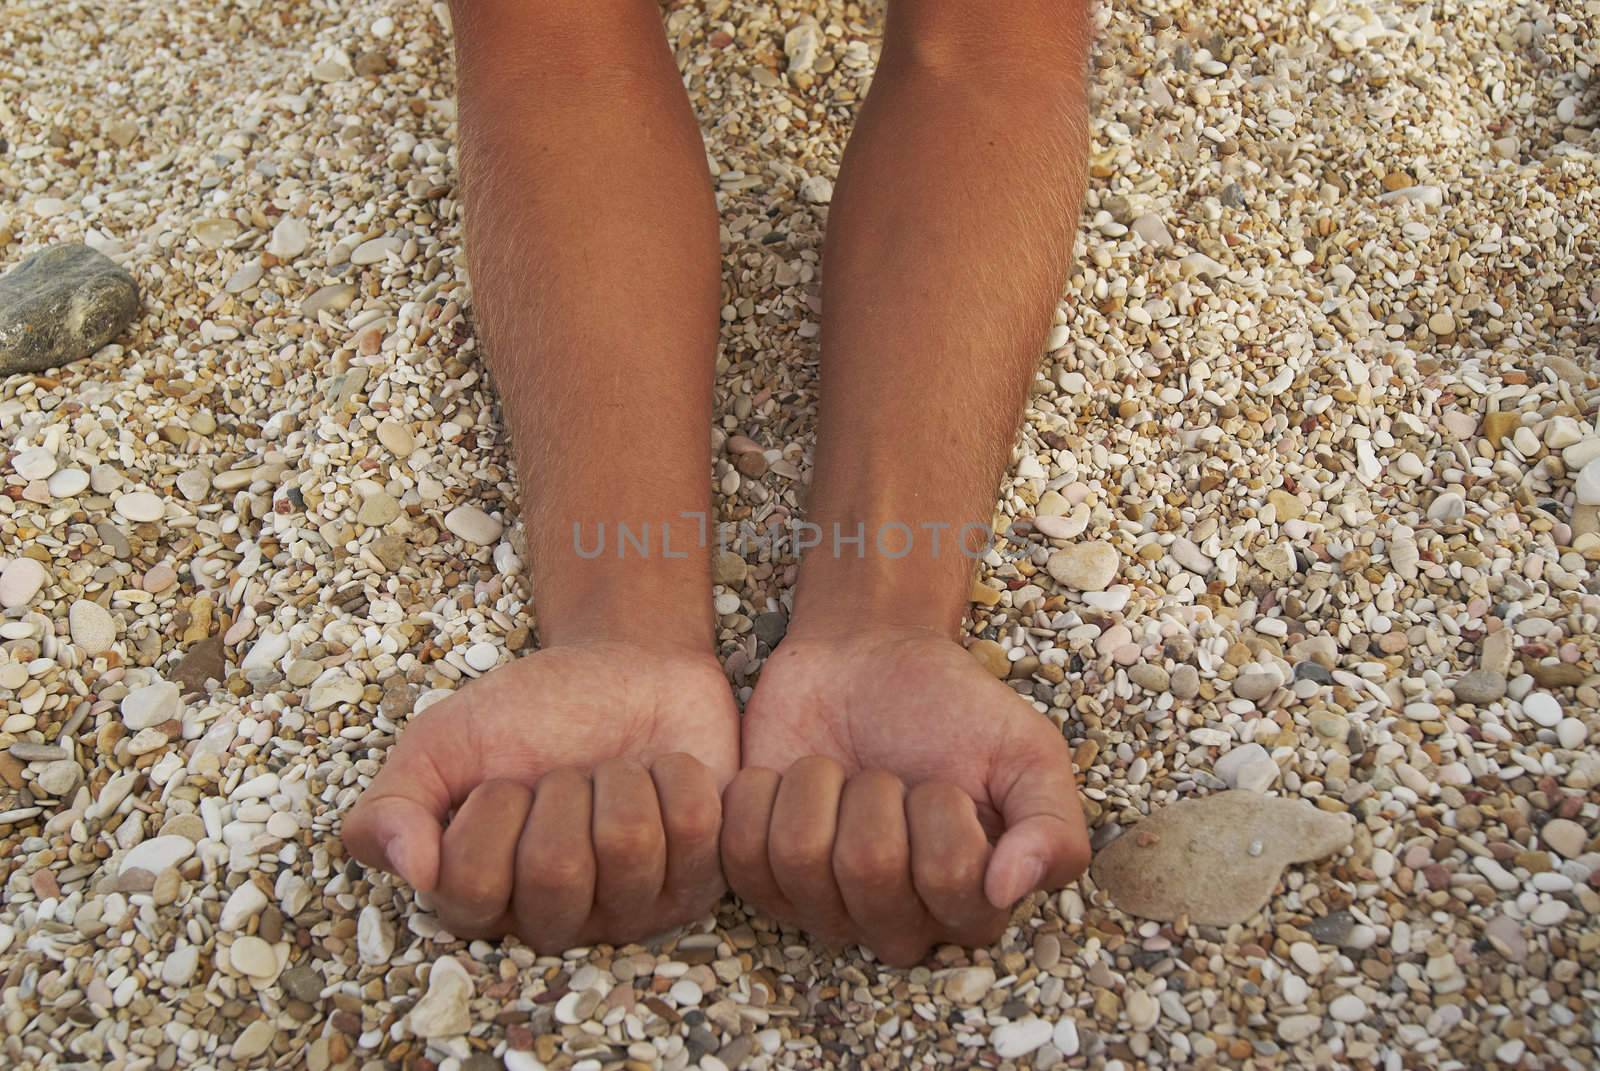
[786,520,986,641]
[527,515,716,655]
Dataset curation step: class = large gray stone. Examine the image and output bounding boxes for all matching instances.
[1090,791,1354,926]
[0,244,139,375]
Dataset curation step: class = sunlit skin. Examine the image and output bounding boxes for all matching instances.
[344,0,1095,964]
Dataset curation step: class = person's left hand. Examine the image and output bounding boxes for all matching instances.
[722,628,1089,966]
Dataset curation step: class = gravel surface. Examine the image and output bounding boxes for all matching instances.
[2,0,1598,1068]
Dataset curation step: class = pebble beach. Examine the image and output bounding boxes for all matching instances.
[2,0,1598,1067]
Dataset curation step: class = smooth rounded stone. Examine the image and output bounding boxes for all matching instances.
[1046,542,1119,592]
[1556,718,1587,750]
[730,610,782,652]
[1426,492,1466,522]
[711,549,748,586]
[1128,663,1169,693]
[464,642,498,673]
[243,632,290,672]
[68,599,116,654]
[191,218,241,248]
[1089,792,1354,926]
[301,283,357,318]
[1576,458,1600,506]
[1522,692,1562,727]
[13,447,57,481]
[267,216,310,259]
[1168,536,1212,575]
[0,557,48,608]
[176,468,211,501]
[35,759,82,796]
[285,659,323,687]
[1328,995,1367,1024]
[409,957,473,1038]
[122,680,180,729]
[1278,1014,1322,1043]
[161,945,200,986]
[144,564,177,593]
[943,965,995,1004]
[1540,818,1587,860]
[1214,743,1279,793]
[220,881,269,931]
[1125,988,1159,1031]
[991,1017,1052,1058]
[280,963,324,1003]
[266,812,299,839]
[1530,901,1570,927]
[358,904,395,964]
[1169,664,1200,700]
[307,674,364,712]
[224,261,263,293]
[350,235,402,265]
[1453,669,1507,705]
[1081,585,1130,613]
[1052,1018,1080,1057]
[444,505,503,545]
[669,978,703,1006]
[1281,972,1310,1004]
[90,464,122,493]
[376,418,415,457]
[231,1019,277,1061]
[358,491,401,526]
[0,244,141,374]
[1232,669,1279,702]
[113,491,164,523]
[119,834,195,876]
[967,639,1010,679]
[229,934,278,979]
[1310,712,1348,739]
[46,467,89,498]
[1484,915,1528,963]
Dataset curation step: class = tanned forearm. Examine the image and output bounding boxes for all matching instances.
[451,0,721,652]
[790,1,1094,641]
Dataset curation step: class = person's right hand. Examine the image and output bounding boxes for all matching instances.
[342,641,740,950]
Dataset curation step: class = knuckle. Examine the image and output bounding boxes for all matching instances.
[664,792,720,844]
[919,855,984,903]
[772,829,833,873]
[449,871,507,910]
[524,853,589,892]
[594,819,661,864]
[835,839,904,890]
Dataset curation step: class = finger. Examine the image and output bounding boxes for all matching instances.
[513,768,595,952]
[908,781,1009,946]
[342,742,457,892]
[984,755,1090,909]
[768,756,852,939]
[833,771,932,966]
[592,758,668,938]
[652,753,725,917]
[721,767,790,915]
[434,779,534,936]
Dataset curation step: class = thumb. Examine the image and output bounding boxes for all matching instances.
[342,720,458,893]
[343,793,444,892]
[983,754,1089,910]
